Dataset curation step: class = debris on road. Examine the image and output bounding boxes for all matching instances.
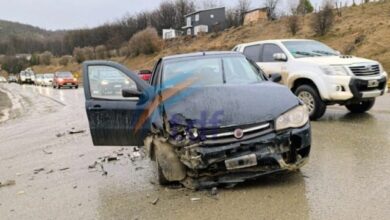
[151,197,159,205]
[33,168,45,174]
[190,197,201,202]
[59,167,70,171]
[16,190,25,195]
[135,167,144,171]
[42,149,53,155]
[68,129,86,135]
[56,133,65,138]
[0,180,16,188]
[88,162,98,169]
[73,185,77,189]
[46,170,54,174]
[106,155,118,162]
[211,187,218,196]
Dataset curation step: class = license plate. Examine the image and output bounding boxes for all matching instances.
[367,80,379,88]
[66,83,72,85]
[225,154,257,170]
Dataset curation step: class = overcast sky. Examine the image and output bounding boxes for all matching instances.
[0,0,352,30]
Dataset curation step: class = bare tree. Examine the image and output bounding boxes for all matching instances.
[264,0,279,20]
[286,4,301,36]
[237,0,251,25]
[311,1,334,36]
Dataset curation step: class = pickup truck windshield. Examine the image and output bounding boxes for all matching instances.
[283,41,338,58]
[162,56,263,86]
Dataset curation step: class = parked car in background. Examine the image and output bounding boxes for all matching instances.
[138,70,152,81]
[35,74,44,86]
[82,52,311,189]
[0,76,7,83]
[53,72,78,89]
[234,39,388,119]
[42,73,54,87]
[19,70,35,84]
[8,75,18,83]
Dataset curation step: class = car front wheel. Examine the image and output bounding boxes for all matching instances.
[295,85,327,120]
[346,99,375,113]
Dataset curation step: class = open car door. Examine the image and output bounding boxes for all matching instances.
[83,61,152,146]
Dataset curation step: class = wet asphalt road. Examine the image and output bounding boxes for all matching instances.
[0,83,390,220]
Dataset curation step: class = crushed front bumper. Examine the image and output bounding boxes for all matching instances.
[178,123,311,188]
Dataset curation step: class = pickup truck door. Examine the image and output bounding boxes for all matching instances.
[83,61,152,146]
[257,43,288,84]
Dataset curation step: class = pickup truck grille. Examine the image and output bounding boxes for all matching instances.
[349,65,380,76]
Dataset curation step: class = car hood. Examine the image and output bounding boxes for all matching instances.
[162,82,300,129]
[298,55,379,66]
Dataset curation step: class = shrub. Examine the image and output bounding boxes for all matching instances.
[39,51,53,65]
[59,55,72,66]
[73,47,85,64]
[128,28,162,57]
[95,45,107,59]
[311,2,334,36]
[287,15,300,36]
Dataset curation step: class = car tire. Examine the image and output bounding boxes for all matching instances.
[75,86,79,89]
[346,99,375,113]
[295,85,327,120]
[156,159,170,185]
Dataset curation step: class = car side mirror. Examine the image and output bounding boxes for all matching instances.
[269,73,282,83]
[122,89,142,98]
[273,53,287,62]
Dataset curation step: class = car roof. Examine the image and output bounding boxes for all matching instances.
[236,39,316,47]
[162,51,243,61]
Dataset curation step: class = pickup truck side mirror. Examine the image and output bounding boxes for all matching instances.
[269,73,282,83]
[273,53,288,62]
[122,89,142,98]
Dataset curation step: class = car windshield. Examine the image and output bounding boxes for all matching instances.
[162,56,264,87]
[57,72,73,78]
[282,40,338,58]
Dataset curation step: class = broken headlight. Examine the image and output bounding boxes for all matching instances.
[170,125,199,143]
[275,105,309,131]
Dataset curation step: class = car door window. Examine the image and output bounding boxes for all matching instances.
[243,44,262,62]
[88,65,137,100]
[262,44,285,62]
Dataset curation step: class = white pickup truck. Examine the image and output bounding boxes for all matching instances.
[234,39,388,119]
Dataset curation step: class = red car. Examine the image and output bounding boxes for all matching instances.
[53,72,78,89]
[138,70,152,81]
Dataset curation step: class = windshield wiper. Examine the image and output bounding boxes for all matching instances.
[312,50,337,56]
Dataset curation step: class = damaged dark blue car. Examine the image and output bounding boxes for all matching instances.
[83,52,311,189]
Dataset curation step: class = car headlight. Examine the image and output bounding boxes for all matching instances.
[275,105,309,131]
[320,65,350,76]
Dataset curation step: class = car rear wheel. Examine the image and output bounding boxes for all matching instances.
[346,99,375,113]
[295,85,327,120]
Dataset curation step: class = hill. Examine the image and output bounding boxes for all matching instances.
[0,19,64,40]
[32,1,390,78]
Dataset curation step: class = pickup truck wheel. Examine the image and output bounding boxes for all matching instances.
[156,159,170,185]
[346,99,375,113]
[295,85,326,120]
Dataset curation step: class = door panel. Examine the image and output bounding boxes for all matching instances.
[258,44,288,84]
[83,61,152,147]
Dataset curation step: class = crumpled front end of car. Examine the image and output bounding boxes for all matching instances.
[155,119,311,189]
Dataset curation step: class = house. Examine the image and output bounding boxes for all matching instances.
[182,7,226,36]
[244,8,268,25]
[162,28,181,40]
